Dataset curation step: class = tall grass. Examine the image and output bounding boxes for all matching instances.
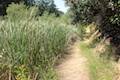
[0,3,76,80]
[80,42,115,80]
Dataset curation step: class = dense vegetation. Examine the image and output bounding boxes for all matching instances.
[65,0,120,58]
[80,42,114,80]
[0,3,77,80]
[0,0,62,16]
[0,0,119,80]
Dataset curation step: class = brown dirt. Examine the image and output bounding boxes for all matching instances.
[114,61,120,80]
[55,43,90,80]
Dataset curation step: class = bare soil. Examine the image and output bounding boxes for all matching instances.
[55,43,90,80]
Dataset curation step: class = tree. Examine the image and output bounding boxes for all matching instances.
[25,0,62,16]
[65,0,120,57]
[0,0,24,15]
[0,0,62,16]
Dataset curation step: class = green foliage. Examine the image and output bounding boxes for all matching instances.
[65,0,92,24]
[66,0,120,56]
[6,3,38,21]
[76,24,87,39]
[0,0,62,16]
[26,0,61,16]
[80,42,114,80]
[0,4,76,80]
[0,0,24,15]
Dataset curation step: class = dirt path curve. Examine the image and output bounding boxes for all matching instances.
[55,43,90,80]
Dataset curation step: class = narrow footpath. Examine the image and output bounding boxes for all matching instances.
[55,43,90,80]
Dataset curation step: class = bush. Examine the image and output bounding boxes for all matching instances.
[0,9,76,80]
[6,3,39,21]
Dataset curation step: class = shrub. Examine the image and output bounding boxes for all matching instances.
[6,3,38,21]
[0,11,76,80]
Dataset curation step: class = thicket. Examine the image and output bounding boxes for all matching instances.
[65,0,120,59]
[0,0,62,16]
[0,3,77,80]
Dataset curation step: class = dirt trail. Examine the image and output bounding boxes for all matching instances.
[115,62,120,80]
[55,43,90,80]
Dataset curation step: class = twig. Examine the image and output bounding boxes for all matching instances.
[33,73,38,80]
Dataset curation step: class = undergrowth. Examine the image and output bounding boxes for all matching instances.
[0,3,77,80]
[80,42,115,80]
